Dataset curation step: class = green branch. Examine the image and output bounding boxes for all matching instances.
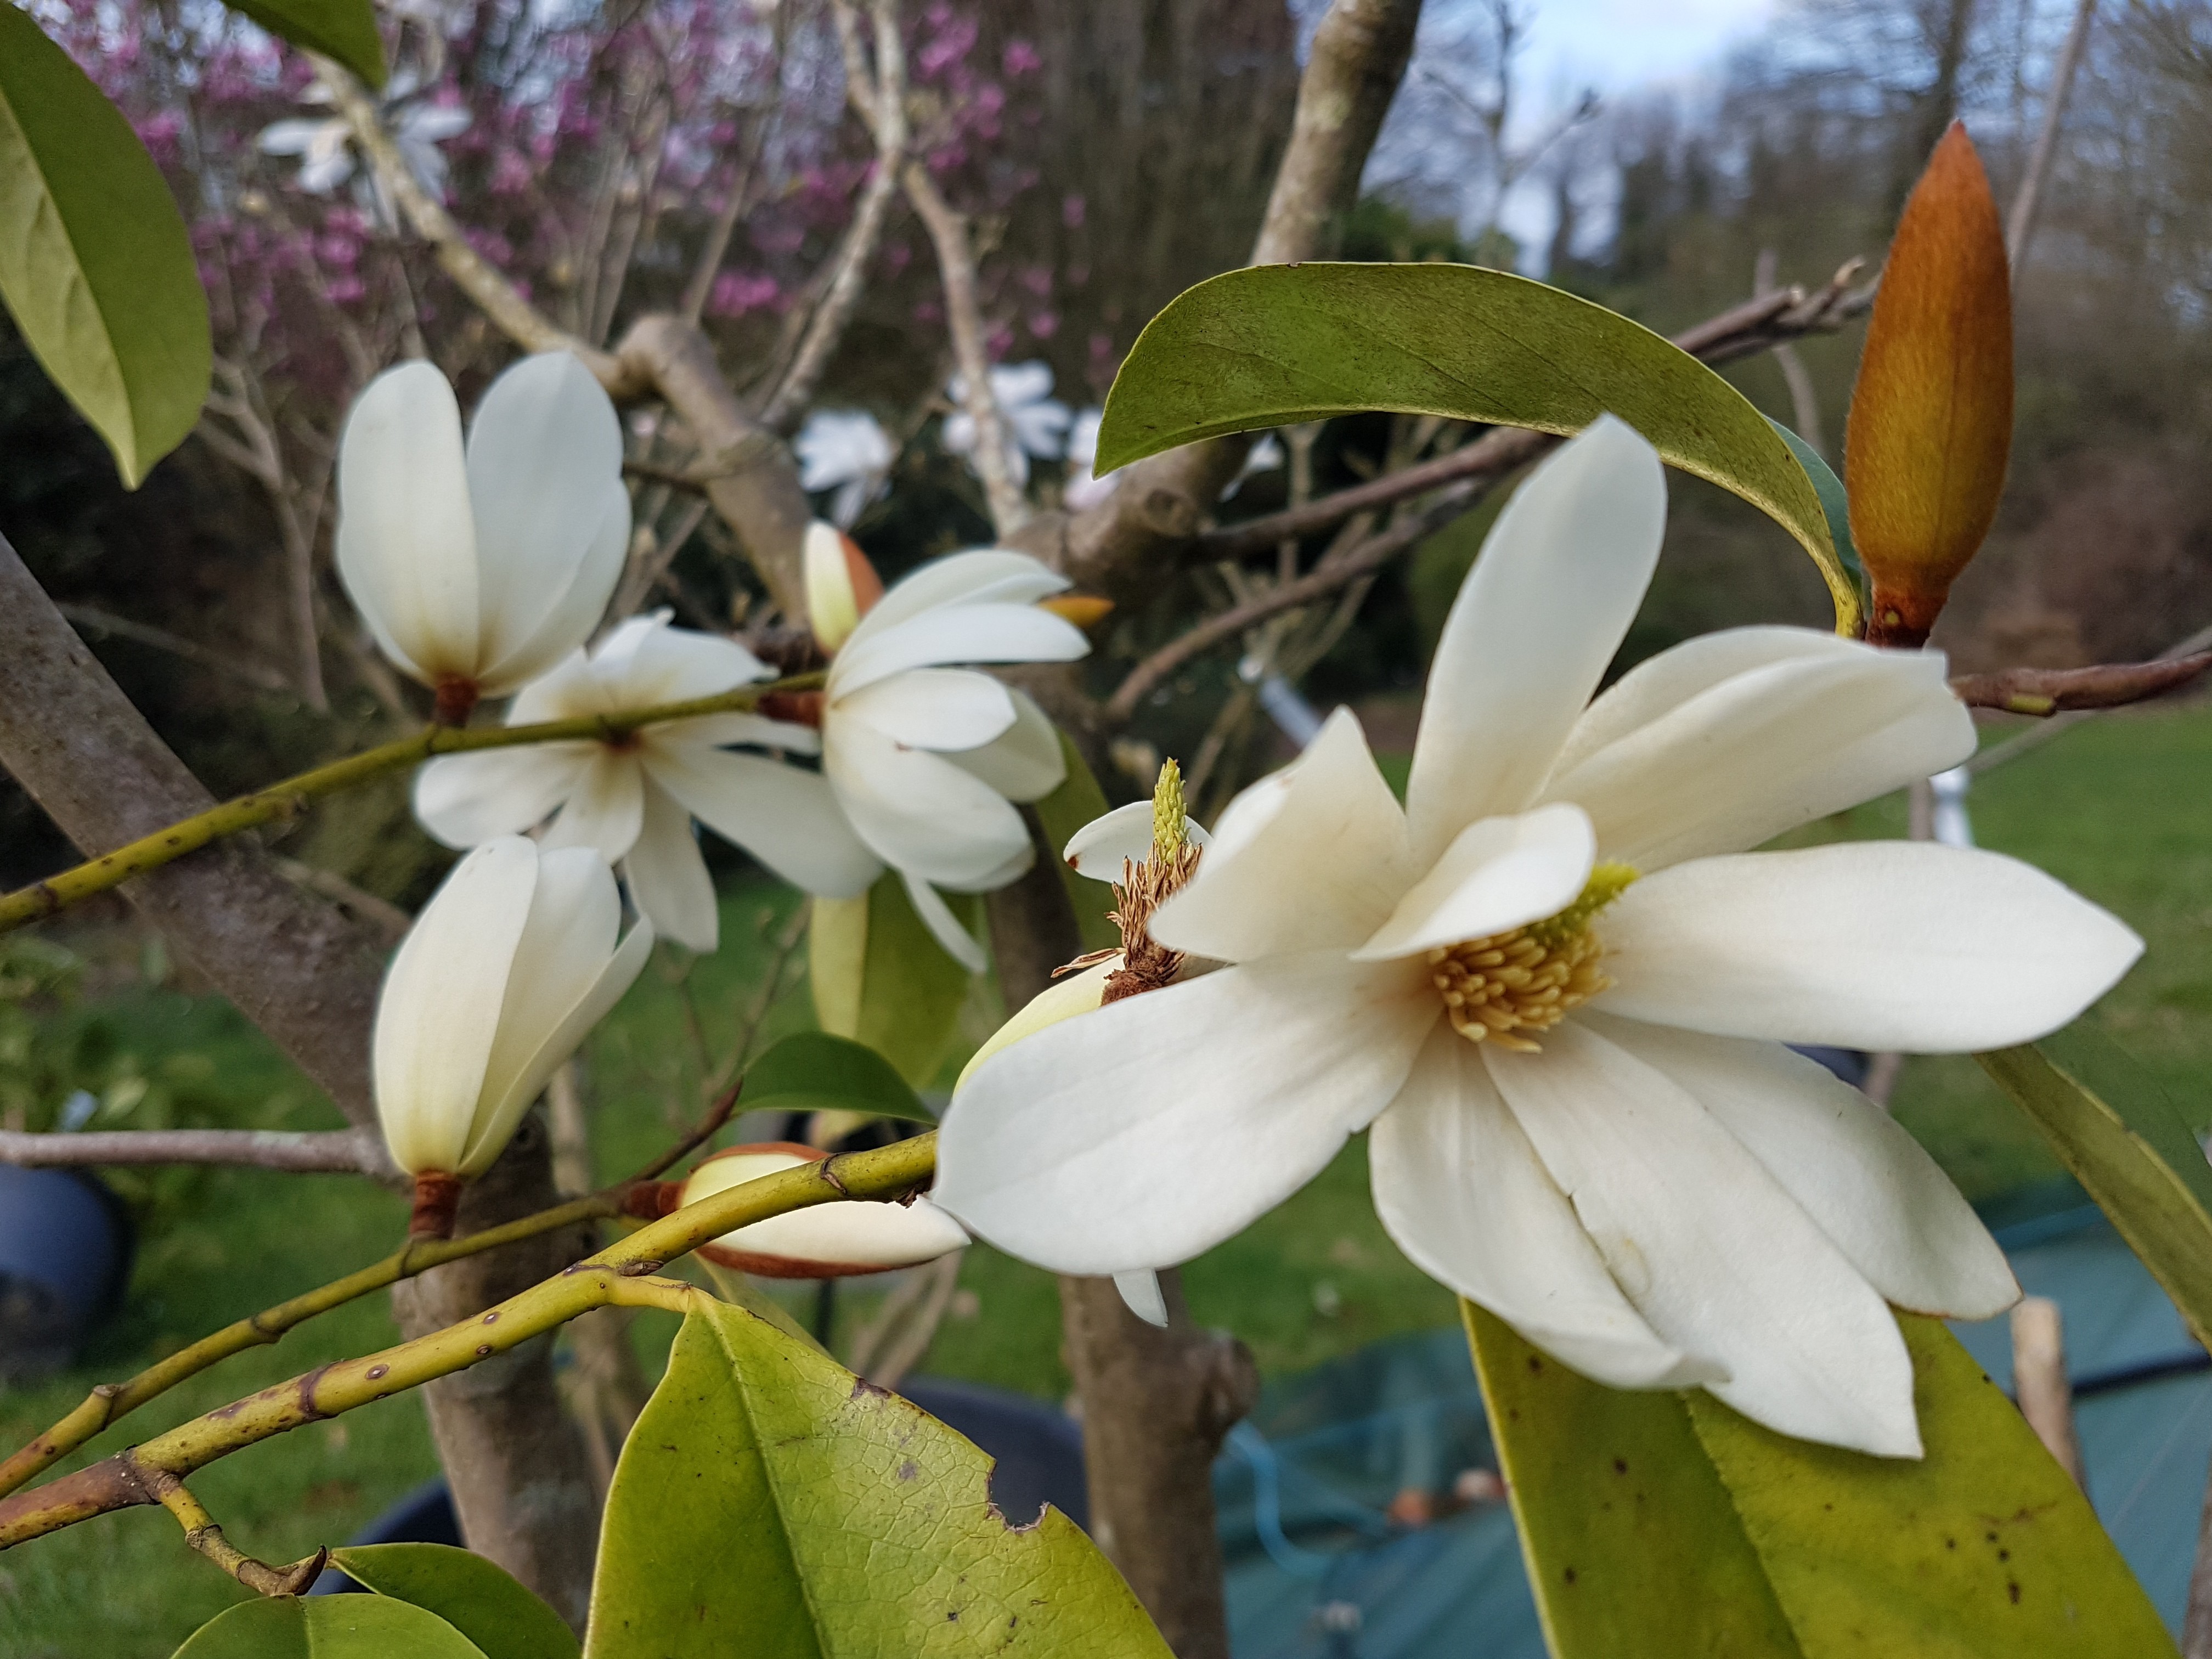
[0,1132,935,1550]
[0,672,824,935]
[0,1188,623,1502]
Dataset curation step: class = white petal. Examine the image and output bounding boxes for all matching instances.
[540,748,646,862]
[623,780,719,952]
[591,616,772,709]
[954,956,1118,1091]
[836,668,1015,753]
[373,838,537,1174]
[413,745,590,848]
[686,1148,969,1273]
[1353,804,1595,962]
[845,549,1070,646]
[1115,1271,1169,1327]
[1580,1013,2018,1319]
[464,909,652,1175]
[1548,625,1880,780]
[1487,1020,1922,1456]
[901,870,986,972]
[505,646,597,725]
[830,603,1088,698]
[822,716,1030,887]
[651,712,820,755]
[476,478,629,694]
[1404,417,1665,866]
[1149,708,1410,962]
[1064,802,1211,881]
[336,360,480,683]
[943,689,1067,802]
[1370,1028,1714,1387]
[466,353,627,677]
[1598,843,2144,1052]
[1541,644,1974,870]
[642,744,880,898]
[934,950,1435,1273]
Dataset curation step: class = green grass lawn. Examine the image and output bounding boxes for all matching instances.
[2,703,2207,1655]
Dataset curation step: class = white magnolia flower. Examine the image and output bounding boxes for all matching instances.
[806,533,1090,969]
[337,352,629,710]
[376,837,652,1183]
[413,613,877,953]
[936,417,2143,1458]
[260,81,470,201]
[794,410,896,528]
[943,362,1072,488]
[681,1144,969,1276]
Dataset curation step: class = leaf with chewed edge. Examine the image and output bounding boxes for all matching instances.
[583,1299,1171,1658]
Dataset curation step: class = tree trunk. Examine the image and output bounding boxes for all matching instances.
[0,532,606,1620]
[391,1114,603,1630]
[986,823,1260,1659]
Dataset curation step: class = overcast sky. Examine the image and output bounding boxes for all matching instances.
[1521,0,1780,100]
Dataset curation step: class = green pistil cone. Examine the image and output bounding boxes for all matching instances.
[1152,760,1187,861]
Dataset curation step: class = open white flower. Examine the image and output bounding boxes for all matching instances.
[337,352,628,714]
[936,417,2143,1458]
[412,613,878,953]
[794,410,896,528]
[807,534,1091,969]
[376,838,651,1200]
[943,362,1072,488]
[261,81,470,202]
[680,1144,969,1277]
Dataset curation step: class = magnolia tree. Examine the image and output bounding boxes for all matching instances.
[6,0,2212,1654]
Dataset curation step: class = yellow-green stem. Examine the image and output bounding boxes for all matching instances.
[0,1133,934,1549]
[0,672,825,936]
[0,1189,622,1501]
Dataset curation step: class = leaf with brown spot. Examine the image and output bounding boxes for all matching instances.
[1845,121,2014,646]
[1466,1303,2174,1656]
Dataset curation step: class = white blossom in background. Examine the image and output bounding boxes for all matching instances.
[1063,408,1117,510]
[411,613,877,953]
[937,417,2145,1458]
[259,77,469,204]
[943,362,1071,488]
[682,1146,969,1276]
[336,351,628,707]
[806,531,1090,969]
[794,410,896,528]
[375,838,651,1182]
[1223,432,1285,500]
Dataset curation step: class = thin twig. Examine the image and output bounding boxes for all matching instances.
[2008,0,2098,268]
[1951,653,2212,716]
[0,1127,393,1177]
[56,605,292,695]
[1968,622,2212,776]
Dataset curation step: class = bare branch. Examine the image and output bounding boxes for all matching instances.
[269,857,412,940]
[758,0,908,433]
[0,1127,394,1178]
[56,605,292,694]
[1968,622,2212,776]
[2008,0,2098,268]
[1951,652,2212,716]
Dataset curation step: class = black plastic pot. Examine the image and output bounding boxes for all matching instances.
[0,1165,134,1379]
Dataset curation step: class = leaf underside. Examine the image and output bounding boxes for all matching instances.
[809,874,977,1088]
[0,7,212,487]
[327,1542,580,1659]
[742,1028,933,1122]
[1094,261,1858,633]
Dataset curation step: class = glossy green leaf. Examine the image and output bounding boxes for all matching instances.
[1028,732,1122,956]
[222,0,386,88]
[1764,415,1865,601]
[584,1299,1171,1658]
[741,1028,931,1122]
[1096,262,1859,633]
[0,7,212,487]
[810,874,978,1087]
[1980,1036,2212,1350]
[328,1543,579,1659]
[171,1594,487,1659]
[1466,1302,2174,1657]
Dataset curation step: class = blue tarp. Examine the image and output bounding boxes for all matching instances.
[1215,1179,2212,1656]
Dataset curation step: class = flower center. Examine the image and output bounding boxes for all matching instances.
[1428,862,1638,1052]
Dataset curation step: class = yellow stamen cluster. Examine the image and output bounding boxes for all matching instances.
[1103,760,1201,1005]
[1429,862,1638,1052]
